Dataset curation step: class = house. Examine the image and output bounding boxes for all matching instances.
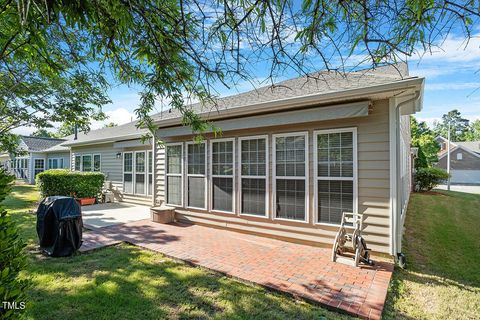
[147,62,424,256]
[436,136,480,184]
[13,63,424,257]
[61,121,152,204]
[4,136,70,184]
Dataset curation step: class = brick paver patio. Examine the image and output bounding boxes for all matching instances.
[81,219,393,319]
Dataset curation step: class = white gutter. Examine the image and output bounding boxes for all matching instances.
[389,84,423,258]
[62,132,146,147]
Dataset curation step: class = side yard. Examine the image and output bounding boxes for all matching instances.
[384,190,480,319]
[5,183,349,319]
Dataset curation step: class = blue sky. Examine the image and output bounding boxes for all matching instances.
[13,31,480,135]
[99,33,480,130]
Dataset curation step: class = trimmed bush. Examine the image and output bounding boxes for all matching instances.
[0,168,29,319]
[36,169,105,199]
[415,167,450,192]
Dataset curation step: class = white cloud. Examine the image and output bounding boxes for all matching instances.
[425,82,480,91]
[413,34,480,63]
[90,107,137,130]
[11,126,37,136]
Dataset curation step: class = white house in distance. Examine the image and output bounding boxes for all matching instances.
[436,136,480,184]
[1,136,70,184]
[4,63,424,259]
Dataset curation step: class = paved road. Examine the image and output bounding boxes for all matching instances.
[436,184,480,194]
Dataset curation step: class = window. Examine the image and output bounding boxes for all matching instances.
[239,136,268,216]
[34,159,45,177]
[457,152,463,160]
[148,151,153,196]
[211,139,234,212]
[82,155,92,171]
[315,128,357,225]
[187,142,206,209]
[166,144,183,206]
[93,154,101,171]
[273,132,308,221]
[123,152,133,194]
[75,155,81,171]
[135,152,146,195]
[48,158,64,169]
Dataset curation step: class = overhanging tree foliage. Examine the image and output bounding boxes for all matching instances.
[1,0,480,154]
[411,116,440,168]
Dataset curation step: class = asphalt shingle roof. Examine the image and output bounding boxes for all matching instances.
[20,136,67,152]
[70,63,414,145]
[455,141,480,154]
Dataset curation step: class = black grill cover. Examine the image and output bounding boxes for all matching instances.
[36,196,83,257]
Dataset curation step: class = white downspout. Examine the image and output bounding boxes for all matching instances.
[389,91,421,258]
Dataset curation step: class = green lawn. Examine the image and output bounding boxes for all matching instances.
[384,190,480,319]
[6,184,480,319]
[5,184,349,319]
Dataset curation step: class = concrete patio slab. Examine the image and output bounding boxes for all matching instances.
[81,202,150,228]
[81,219,393,319]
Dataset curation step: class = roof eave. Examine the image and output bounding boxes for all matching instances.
[154,77,425,128]
[62,132,146,147]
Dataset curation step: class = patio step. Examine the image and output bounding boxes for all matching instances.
[121,195,152,206]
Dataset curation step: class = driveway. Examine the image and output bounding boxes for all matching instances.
[436,184,480,194]
[81,202,151,228]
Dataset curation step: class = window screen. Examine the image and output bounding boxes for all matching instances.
[240,137,267,216]
[187,143,205,208]
[166,145,183,205]
[275,134,307,221]
[211,140,234,212]
[316,130,356,224]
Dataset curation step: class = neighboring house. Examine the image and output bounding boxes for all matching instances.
[436,136,480,184]
[4,136,70,184]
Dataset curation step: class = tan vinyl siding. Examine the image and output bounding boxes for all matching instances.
[153,142,165,205]
[155,99,392,253]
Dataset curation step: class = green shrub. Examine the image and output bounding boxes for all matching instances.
[415,167,450,192]
[0,169,29,319]
[36,169,105,199]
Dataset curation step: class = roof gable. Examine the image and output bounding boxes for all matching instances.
[20,136,66,152]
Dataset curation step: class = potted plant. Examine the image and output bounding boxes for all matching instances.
[70,192,96,206]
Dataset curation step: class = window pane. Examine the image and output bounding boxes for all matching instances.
[188,176,205,208]
[124,153,133,172]
[317,132,354,178]
[135,152,145,172]
[82,155,92,171]
[94,155,101,171]
[276,179,305,221]
[135,173,145,194]
[318,180,353,224]
[167,176,182,205]
[212,141,233,176]
[124,173,133,194]
[241,178,266,216]
[212,177,233,212]
[167,145,182,174]
[75,156,81,171]
[241,138,266,176]
[188,143,205,175]
[275,136,305,177]
[148,151,153,173]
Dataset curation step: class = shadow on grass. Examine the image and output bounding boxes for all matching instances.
[23,244,347,320]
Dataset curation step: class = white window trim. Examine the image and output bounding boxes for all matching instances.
[313,127,358,227]
[456,152,463,160]
[81,154,93,172]
[165,143,184,207]
[209,138,236,214]
[48,157,66,170]
[74,155,81,171]
[134,151,147,196]
[123,152,134,194]
[238,135,269,219]
[33,158,45,177]
[76,153,101,172]
[186,141,207,210]
[272,131,309,224]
